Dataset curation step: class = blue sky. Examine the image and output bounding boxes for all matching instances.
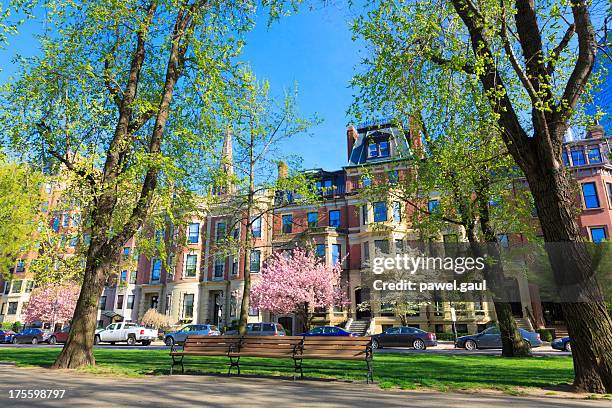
[0,4,362,171]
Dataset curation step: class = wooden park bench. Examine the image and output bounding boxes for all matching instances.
[169,335,241,375]
[227,336,304,378]
[296,336,374,383]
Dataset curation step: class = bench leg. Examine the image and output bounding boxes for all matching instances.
[293,358,303,381]
[366,358,373,384]
[171,355,184,375]
[228,356,240,377]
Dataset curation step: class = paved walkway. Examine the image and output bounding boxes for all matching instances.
[0,365,606,408]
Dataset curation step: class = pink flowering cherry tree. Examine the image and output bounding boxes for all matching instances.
[24,282,80,327]
[250,246,348,332]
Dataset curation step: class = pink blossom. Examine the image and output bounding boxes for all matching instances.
[250,246,348,317]
[23,283,80,325]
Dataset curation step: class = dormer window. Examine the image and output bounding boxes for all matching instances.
[367,135,390,159]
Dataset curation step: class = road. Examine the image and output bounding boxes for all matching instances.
[0,365,604,408]
[0,341,572,356]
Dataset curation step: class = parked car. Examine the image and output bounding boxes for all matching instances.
[0,329,16,343]
[371,327,437,350]
[94,322,157,346]
[49,326,71,344]
[164,324,221,346]
[456,326,542,350]
[301,326,359,337]
[11,328,53,344]
[224,322,286,336]
[551,336,571,352]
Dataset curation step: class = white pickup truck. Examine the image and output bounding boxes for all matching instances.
[94,322,157,346]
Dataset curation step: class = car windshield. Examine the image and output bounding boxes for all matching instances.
[309,327,324,334]
[482,327,500,335]
[180,326,191,332]
[208,325,218,331]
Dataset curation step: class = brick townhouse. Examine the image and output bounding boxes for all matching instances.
[1,122,610,336]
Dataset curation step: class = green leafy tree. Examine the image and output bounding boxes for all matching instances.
[0,158,44,277]
[0,0,304,369]
[351,0,612,392]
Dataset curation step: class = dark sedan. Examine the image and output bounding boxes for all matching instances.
[0,329,16,343]
[50,326,71,344]
[456,326,542,350]
[551,337,571,352]
[371,327,437,350]
[301,326,359,337]
[12,328,53,344]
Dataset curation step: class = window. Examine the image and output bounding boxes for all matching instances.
[116,295,124,309]
[7,302,18,315]
[216,222,226,242]
[498,234,509,248]
[151,259,162,282]
[362,205,369,225]
[316,244,325,259]
[582,183,600,208]
[251,216,262,238]
[368,143,378,158]
[72,214,80,227]
[52,216,60,232]
[248,307,259,316]
[185,254,197,278]
[16,259,25,272]
[607,183,612,208]
[588,146,602,164]
[374,239,389,254]
[214,257,224,278]
[367,139,390,158]
[127,295,134,309]
[379,140,389,157]
[63,213,70,228]
[123,247,130,258]
[3,282,9,294]
[11,280,22,293]
[69,235,78,248]
[282,214,293,233]
[590,227,607,243]
[363,242,369,261]
[120,270,127,284]
[307,212,318,228]
[373,202,387,222]
[165,295,172,315]
[0,303,4,315]
[428,199,439,213]
[393,202,401,222]
[389,170,399,184]
[395,239,404,253]
[150,295,159,310]
[129,271,137,284]
[362,176,371,187]
[329,210,340,228]
[183,294,194,319]
[99,296,107,310]
[331,244,341,265]
[25,281,34,293]
[562,150,570,166]
[231,255,239,275]
[250,250,261,273]
[188,223,200,244]
[571,148,586,165]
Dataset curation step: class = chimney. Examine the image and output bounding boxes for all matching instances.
[347,126,358,160]
[277,161,288,180]
[586,122,604,139]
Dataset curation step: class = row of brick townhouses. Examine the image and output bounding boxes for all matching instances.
[1,122,610,336]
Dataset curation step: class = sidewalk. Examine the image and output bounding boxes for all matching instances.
[0,365,605,408]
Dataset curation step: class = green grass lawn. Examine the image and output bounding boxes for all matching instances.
[1,348,574,393]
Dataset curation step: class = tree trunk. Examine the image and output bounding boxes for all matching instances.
[52,247,109,368]
[527,168,612,393]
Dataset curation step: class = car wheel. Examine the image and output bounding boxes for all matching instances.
[126,336,136,346]
[12,337,18,344]
[371,339,380,350]
[165,337,175,347]
[31,337,38,345]
[564,342,571,352]
[413,338,426,350]
[523,339,532,351]
[141,340,151,346]
[94,335,100,345]
[48,336,56,345]
[464,339,477,351]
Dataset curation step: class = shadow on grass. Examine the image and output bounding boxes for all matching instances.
[0,347,575,392]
